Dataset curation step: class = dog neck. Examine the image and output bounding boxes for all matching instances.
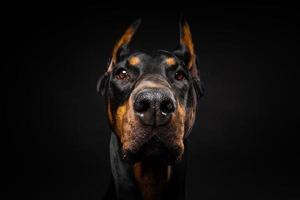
[133,158,171,200]
[109,133,187,200]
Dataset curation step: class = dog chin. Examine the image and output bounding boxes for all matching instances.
[121,136,183,165]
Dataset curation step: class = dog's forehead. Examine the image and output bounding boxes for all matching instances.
[129,51,178,73]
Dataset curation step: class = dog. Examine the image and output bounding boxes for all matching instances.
[97,17,204,200]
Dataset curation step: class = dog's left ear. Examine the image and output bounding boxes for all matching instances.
[107,19,141,73]
[97,19,141,95]
[174,16,204,99]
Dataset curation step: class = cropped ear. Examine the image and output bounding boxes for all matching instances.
[107,19,141,72]
[174,16,204,99]
[174,16,198,78]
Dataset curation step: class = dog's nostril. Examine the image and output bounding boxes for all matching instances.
[160,99,175,114]
[134,89,175,126]
[134,99,150,113]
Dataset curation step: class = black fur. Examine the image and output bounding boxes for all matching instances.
[97,18,204,200]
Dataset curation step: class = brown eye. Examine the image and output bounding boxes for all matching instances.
[175,71,185,81]
[115,68,130,80]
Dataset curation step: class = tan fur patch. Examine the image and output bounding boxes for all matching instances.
[115,102,127,138]
[133,162,171,200]
[114,98,140,151]
[170,102,186,160]
[181,21,196,69]
[165,57,176,66]
[128,56,140,66]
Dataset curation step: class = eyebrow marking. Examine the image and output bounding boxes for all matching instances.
[128,56,141,66]
[165,57,176,66]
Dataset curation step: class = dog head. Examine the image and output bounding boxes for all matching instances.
[97,18,204,164]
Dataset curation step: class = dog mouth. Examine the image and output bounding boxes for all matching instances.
[121,130,182,165]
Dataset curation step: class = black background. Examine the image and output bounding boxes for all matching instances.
[3,1,300,200]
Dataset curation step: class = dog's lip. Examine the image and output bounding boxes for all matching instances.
[122,145,181,165]
[121,135,179,163]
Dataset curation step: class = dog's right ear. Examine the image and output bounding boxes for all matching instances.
[107,19,141,73]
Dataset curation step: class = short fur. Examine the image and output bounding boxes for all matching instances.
[97,17,204,200]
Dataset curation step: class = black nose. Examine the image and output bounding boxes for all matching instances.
[133,89,176,126]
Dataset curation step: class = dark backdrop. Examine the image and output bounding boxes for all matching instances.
[3,2,299,200]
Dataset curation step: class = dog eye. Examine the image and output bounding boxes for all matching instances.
[114,68,130,80]
[175,71,186,81]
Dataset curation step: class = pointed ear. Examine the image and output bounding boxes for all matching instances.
[174,16,204,99]
[174,16,197,74]
[107,19,141,72]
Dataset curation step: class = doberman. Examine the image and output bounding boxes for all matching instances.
[97,17,204,200]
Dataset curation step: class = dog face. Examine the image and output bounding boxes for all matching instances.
[97,18,203,164]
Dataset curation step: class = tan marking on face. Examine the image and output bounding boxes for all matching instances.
[128,56,140,66]
[115,102,127,138]
[165,57,176,66]
[177,103,186,146]
[168,102,186,160]
[114,97,142,151]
